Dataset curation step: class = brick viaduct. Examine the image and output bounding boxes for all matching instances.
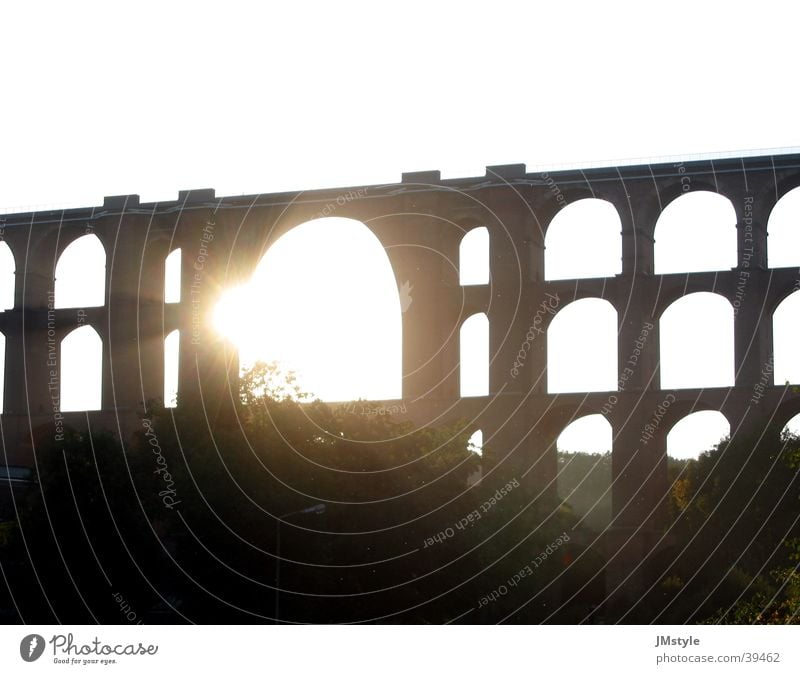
[2,152,800,598]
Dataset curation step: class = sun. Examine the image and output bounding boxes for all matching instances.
[211,217,403,402]
[213,285,254,347]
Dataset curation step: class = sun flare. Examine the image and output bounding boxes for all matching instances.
[213,285,252,346]
[213,218,403,402]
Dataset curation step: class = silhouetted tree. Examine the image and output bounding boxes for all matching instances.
[2,362,575,623]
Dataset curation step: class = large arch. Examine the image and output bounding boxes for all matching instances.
[60,325,102,411]
[547,298,617,393]
[654,191,737,274]
[556,413,612,531]
[659,292,734,389]
[544,199,622,280]
[218,217,402,401]
[459,226,489,285]
[0,242,14,311]
[460,312,489,397]
[773,291,800,385]
[54,234,106,308]
[767,186,800,269]
[666,410,730,460]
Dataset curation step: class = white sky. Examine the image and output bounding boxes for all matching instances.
[2,1,799,211]
[3,0,800,455]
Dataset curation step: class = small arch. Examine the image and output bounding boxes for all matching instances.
[767,186,800,268]
[654,191,737,274]
[61,325,102,411]
[55,234,106,308]
[547,298,617,393]
[466,429,483,487]
[164,330,180,408]
[773,291,800,385]
[666,410,730,460]
[164,248,182,304]
[545,199,622,280]
[556,414,612,532]
[467,428,483,456]
[460,313,489,397]
[781,412,800,438]
[659,292,734,389]
[459,227,490,285]
[0,242,15,311]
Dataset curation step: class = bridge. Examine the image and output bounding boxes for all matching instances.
[2,152,800,601]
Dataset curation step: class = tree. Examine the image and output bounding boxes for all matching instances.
[635,425,800,623]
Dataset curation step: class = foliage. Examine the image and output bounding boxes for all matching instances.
[0,361,574,624]
[4,362,796,624]
[636,427,800,624]
[709,539,800,624]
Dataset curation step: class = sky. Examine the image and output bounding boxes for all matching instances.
[2,1,800,211]
[2,0,800,457]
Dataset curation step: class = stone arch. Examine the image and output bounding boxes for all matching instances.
[459,226,489,285]
[763,170,800,236]
[534,402,609,452]
[666,410,730,460]
[228,216,403,401]
[654,191,737,274]
[773,170,800,201]
[54,233,106,308]
[164,248,182,304]
[769,398,800,442]
[659,292,734,389]
[635,174,722,240]
[780,410,800,438]
[164,329,180,407]
[0,242,14,311]
[547,298,617,393]
[773,290,800,385]
[642,395,724,448]
[767,186,800,268]
[60,325,102,411]
[653,275,739,319]
[544,199,621,280]
[460,312,489,397]
[536,184,597,231]
[464,428,484,486]
[556,413,612,532]
[467,428,483,456]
